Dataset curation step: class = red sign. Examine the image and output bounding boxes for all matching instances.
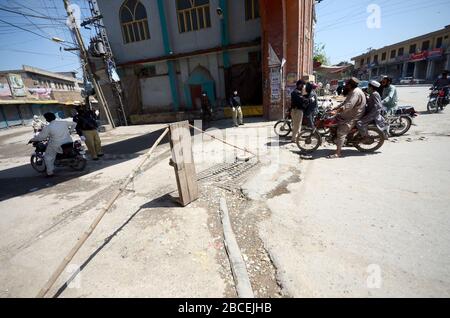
[410,51,428,62]
[428,48,444,58]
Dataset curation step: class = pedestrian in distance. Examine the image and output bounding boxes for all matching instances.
[201,92,213,129]
[229,90,244,127]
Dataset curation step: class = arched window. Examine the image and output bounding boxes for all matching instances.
[120,0,150,44]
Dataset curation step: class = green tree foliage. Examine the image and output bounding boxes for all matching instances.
[314,43,329,66]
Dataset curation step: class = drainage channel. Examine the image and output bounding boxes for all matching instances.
[197,160,284,298]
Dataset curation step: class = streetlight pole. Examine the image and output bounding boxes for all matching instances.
[62,0,115,129]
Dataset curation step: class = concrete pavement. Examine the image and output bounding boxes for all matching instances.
[243,86,450,297]
[1,86,449,298]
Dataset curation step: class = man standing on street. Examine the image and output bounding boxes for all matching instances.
[290,80,308,143]
[329,78,367,159]
[229,90,244,127]
[74,105,103,161]
[381,76,398,114]
[201,92,213,128]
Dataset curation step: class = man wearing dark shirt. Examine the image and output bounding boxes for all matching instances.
[290,80,308,143]
[74,105,103,161]
[229,90,244,127]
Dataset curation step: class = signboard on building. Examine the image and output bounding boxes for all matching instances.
[427,48,444,60]
[28,88,52,99]
[270,67,281,102]
[0,82,11,97]
[7,74,26,97]
[410,51,427,62]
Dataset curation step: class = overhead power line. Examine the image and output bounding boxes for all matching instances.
[0,6,66,21]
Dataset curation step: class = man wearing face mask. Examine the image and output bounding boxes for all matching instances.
[356,80,388,141]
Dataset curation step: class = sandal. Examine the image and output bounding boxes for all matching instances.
[326,154,341,159]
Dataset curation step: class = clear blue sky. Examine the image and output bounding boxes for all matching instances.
[0,0,92,77]
[316,0,450,64]
[0,0,449,73]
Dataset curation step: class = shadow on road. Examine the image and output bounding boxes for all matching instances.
[51,193,180,298]
[0,128,169,202]
[290,148,382,159]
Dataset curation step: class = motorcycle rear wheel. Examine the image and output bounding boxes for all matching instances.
[30,154,46,173]
[296,129,322,153]
[354,127,385,153]
[274,120,292,137]
[70,156,87,171]
[389,116,412,137]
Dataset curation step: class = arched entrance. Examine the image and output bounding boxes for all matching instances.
[185,66,216,110]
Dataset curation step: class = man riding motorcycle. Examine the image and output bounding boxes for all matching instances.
[357,80,388,141]
[29,112,76,177]
[433,70,450,100]
[329,77,367,159]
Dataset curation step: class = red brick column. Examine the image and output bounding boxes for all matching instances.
[260,0,314,120]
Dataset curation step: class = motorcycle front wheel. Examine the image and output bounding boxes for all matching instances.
[354,127,385,153]
[427,100,440,114]
[70,156,87,171]
[274,120,292,137]
[30,154,46,173]
[296,129,322,153]
[389,116,412,137]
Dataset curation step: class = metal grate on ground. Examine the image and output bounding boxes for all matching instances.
[197,160,261,191]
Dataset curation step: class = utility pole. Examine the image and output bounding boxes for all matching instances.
[85,0,128,126]
[62,0,115,129]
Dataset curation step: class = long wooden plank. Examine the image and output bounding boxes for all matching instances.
[169,121,199,206]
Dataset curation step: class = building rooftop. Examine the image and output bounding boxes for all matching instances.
[0,65,82,83]
[351,25,450,60]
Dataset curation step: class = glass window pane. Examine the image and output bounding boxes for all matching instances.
[128,24,135,42]
[135,3,147,20]
[186,11,192,31]
[205,7,211,27]
[192,9,198,30]
[177,0,191,10]
[198,8,204,29]
[178,13,185,32]
[123,25,130,43]
[121,7,133,23]
[133,23,140,41]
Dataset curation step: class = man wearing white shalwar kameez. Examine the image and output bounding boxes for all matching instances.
[30,112,75,177]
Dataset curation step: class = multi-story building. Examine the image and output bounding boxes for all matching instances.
[0,65,83,129]
[352,25,450,82]
[95,0,315,123]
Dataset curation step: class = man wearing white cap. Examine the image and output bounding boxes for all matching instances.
[357,80,388,140]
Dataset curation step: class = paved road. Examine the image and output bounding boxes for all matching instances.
[250,86,450,297]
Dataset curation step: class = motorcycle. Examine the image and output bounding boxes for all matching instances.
[427,86,450,113]
[384,106,418,137]
[274,99,334,137]
[296,110,385,154]
[30,140,87,173]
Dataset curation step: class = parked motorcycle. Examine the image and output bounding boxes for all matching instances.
[30,140,87,173]
[296,111,385,154]
[427,86,450,113]
[273,99,334,137]
[384,106,418,137]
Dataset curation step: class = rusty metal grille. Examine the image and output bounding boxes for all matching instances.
[197,160,260,191]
